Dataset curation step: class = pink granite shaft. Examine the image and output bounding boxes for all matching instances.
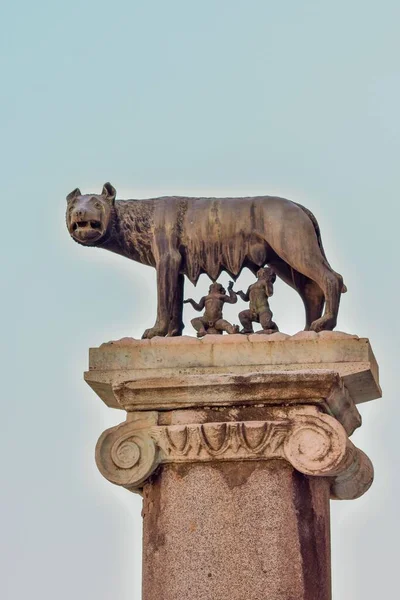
[142,461,331,600]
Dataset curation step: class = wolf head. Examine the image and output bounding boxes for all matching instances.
[66,182,116,246]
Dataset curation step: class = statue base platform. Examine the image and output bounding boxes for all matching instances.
[85,332,381,600]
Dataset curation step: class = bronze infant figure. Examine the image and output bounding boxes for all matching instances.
[235,267,279,334]
[184,281,239,337]
[66,183,346,338]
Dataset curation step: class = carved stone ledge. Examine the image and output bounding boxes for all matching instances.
[98,370,360,438]
[86,334,381,407]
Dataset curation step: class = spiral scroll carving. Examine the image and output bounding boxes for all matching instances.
[283,413,348,476]
[96,410,372,500]
[330,445,374,500]
[96,420,159,492]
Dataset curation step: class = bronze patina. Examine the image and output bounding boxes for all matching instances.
[184,281,239,337]
[236,267,279,334]
[66,183,346,338]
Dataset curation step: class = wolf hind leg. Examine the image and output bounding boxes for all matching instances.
[267,259,325,331]
[268,218,342,331]
[300,279,325,330]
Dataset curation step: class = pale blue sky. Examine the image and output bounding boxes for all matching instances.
[1,1,399,599]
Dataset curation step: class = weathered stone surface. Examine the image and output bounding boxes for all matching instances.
[95,412,160,492]
[142,461,331,600]
[85,332,380,408]
[109,370,361,435]
[95,405,373,499]
[330,445,374,500]
[88,334,379,600]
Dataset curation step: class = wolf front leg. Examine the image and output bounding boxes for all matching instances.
[168,273,185,336]
[142,249,182,339]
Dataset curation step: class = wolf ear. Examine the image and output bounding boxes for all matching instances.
[101,182,116,204]
[66,188,81,203]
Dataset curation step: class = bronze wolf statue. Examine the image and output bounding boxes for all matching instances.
[66,182,346,339]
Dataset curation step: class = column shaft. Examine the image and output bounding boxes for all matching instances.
[142,461,331,600]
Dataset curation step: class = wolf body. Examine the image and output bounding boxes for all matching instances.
[66,183,345,338]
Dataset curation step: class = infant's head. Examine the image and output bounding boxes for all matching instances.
[209,282,225,294]
[256,267,276,282]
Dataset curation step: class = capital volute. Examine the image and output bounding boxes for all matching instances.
[95,412,160,493]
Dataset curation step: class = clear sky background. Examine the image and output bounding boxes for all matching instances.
[1,1,399,598]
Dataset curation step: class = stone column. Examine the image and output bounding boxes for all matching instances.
[86,332,380,600]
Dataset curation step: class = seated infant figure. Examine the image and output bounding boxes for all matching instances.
[184,281,240,337]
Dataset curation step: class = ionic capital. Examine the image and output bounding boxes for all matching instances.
[95,408,373,499]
